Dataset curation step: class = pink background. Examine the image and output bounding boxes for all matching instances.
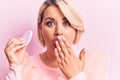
[0,0,120,80]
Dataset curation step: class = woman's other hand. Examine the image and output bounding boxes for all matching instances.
[55,36,85,79]
[4,38,26,65]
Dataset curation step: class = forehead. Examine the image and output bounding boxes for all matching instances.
[43,5,65,20]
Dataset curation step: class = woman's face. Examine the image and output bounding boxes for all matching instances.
[40,5,76,50]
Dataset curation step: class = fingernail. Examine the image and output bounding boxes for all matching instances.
[55,41,58,44]
[57,36,60,39]
[55,48,57,51]
[62,36,65,41]
[19,38,25,43]
[22,40,26,43]
[22,43,26,47]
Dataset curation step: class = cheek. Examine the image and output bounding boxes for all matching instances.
[42,29,49,41]
[64,29,76,44]
[41,27,54,42]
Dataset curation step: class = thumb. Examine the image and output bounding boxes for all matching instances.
[79,48,85,62]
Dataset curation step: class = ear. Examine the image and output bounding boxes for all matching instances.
[73,30,82,44]
[79,48,85,62]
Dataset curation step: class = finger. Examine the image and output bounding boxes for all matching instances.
[17,46,26,57]
[57,36,69,57]
[79,48,85,62]
[7,38,25,46]
[55,40,64,60]
[54,48,61,63]
[7,38,16,45]
[61,36,74,55]
[11,43,26,52]
[6,40,25,52]
[5,43,25,58]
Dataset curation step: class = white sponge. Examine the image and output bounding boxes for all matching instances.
[21,30,32,45]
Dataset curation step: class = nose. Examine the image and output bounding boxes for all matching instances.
[55,24,63,36]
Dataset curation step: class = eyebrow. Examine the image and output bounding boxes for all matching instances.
[44,17,67,21]
[62,18,67,20]
[44,17,55,21]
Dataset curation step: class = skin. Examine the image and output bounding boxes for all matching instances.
[39,5,86,79]
[4,38,26,65]
[4,5,85,79]
[39,5,77,67]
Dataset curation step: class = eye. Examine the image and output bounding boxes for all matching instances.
[63,20,71,27]
[45,21,55,27]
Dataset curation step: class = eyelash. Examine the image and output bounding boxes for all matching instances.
[45,20,71,27]
[63,21,71,26]
[45,21,55,27]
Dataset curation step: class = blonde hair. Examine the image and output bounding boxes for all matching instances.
[37,0,84,47]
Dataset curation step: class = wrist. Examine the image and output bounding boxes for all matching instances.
[9,63,23,70]
[69,72,86,80]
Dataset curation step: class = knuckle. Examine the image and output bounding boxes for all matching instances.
[4,48,7,53]
[5,48,11,54]
[4,46,10,52]
[66,43,70,48]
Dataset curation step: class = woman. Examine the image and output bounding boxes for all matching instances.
[4,0,108,80]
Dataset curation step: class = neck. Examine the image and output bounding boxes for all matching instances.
[40,49,59,68]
